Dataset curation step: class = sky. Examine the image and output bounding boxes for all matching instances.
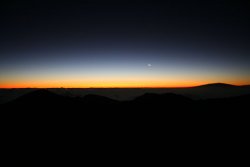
[0,0,249,88]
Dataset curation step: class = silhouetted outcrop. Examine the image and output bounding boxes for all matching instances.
[5,89,73,107]
[195,83,236,88]
[83,94,118,105]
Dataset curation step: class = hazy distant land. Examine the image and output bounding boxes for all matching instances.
[1,83,250,104]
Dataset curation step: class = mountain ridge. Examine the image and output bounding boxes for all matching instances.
[194,83,237,88]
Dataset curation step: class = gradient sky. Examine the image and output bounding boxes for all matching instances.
[0,0,249,88]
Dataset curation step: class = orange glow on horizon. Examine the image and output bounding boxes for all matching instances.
[0,80,248,88]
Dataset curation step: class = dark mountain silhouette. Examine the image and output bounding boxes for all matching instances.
[186,82,250,99]
[4,89,121,110]
[2,88,250,109]
[1,88,249,141]
[195,83,237,88]
[5,89,72,106]
[0,85,249,120]
[1,83,250,104]
[82,94,118,105]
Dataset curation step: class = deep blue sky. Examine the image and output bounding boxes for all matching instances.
[0,0,249,87]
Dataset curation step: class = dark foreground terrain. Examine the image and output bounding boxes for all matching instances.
[1,87,249,120]
[1,87,249,161]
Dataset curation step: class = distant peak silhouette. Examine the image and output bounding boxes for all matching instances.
[6,89,68,106]
[15,89,63,99]
[196,83,236,88]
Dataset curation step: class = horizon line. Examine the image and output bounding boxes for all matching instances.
[0,83,249,89]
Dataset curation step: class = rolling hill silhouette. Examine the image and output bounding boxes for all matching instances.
[82,94,118,105]
[1,87,249,142]
[2,87,249,112]
[3,90,193,110]
[4,89,120,110]
[1,83,250,104]
[194,83,236,88]
[8,89,68,104]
